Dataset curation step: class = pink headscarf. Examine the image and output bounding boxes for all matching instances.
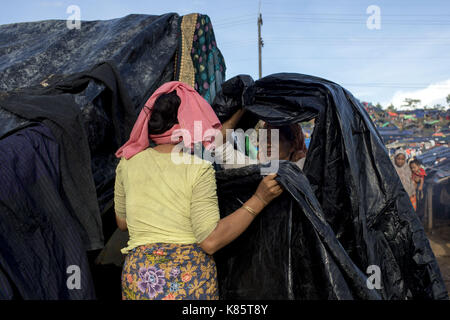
[115,81,222,159]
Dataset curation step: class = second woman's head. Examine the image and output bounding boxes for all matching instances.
[148,91,181,135]
[260,123,307,162]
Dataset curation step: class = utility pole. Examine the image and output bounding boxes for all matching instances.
[258,10,263,79]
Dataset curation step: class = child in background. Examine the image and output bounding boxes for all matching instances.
[409,159,426,192]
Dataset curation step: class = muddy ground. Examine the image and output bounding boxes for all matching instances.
[427,224,450,294]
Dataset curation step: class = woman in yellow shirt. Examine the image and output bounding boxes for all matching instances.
[115,82,283,300]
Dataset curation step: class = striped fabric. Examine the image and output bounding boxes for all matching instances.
[0,267,14,300]
[0,124,95,299]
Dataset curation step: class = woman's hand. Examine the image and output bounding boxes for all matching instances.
[254,173,283,205]
[199,173,283,256]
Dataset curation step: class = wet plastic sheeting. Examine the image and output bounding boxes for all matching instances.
[0,108,32,139]
[0,14,447,298]
[215,162,380,300]
[213,73,448,300]
[212,75,258,130]
[0,14,182,213]
[0,14,180,112]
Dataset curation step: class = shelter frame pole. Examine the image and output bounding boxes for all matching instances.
[258,13,263,79]
[427,184,434,231]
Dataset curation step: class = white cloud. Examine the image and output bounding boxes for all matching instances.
[384,79,450,109]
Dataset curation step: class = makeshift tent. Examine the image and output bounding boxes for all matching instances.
[416,148,450,230]
[210,74,448,300]
[414,110,425,119]
[0,14,447,300]
[0,12,225,299]
[416,146,450,167]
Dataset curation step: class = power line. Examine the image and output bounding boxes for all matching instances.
[213,14,255,22]
[219,36,450,44]
[341,83,450,89]
[211,14,450,29]
[213,19,254,27]
[213,22,254,29]
[263,16,450,26]
[219,41,450,48]
[255,10,450,17]
[227,57,450,62]
[265,36,450,41]
[211,13,450,26]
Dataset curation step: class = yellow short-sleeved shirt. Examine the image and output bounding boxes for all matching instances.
[114,148,220,254]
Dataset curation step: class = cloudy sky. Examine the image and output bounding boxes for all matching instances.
[1,0,449,108]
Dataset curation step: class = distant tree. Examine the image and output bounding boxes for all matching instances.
[387,104,395,111]
[375,103,382,109]
[434,104,445,111]
[446,94,450,105]
[402,98,421,109]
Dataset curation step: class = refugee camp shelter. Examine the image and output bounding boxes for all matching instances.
[0,13,448,300]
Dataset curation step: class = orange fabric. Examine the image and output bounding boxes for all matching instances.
[410,195,417,211]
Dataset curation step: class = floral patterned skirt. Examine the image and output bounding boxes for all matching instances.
[121,243,219,300]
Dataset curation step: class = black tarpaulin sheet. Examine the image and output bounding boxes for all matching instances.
[215,162,380,300]
[0,13,180,112]
[0,89,106,250]
[1,11,446,299]
[0,13,223,219]
[0,61,146,250]
[0,13,226,299]
[212,73,448,300]
[0,124,95,299]
[0,13,182,251]
[417,155,450,224]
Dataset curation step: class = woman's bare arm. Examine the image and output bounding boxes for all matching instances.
[199,174,282,255]
[115,214,128,231]
[220,109,246,142]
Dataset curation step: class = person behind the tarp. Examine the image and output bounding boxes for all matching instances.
[392,149,417,210]
[113,81,283,300]
[214,110,308,170]
[259,122,308,168]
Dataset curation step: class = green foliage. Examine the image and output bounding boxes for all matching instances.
[402,98,421,109]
